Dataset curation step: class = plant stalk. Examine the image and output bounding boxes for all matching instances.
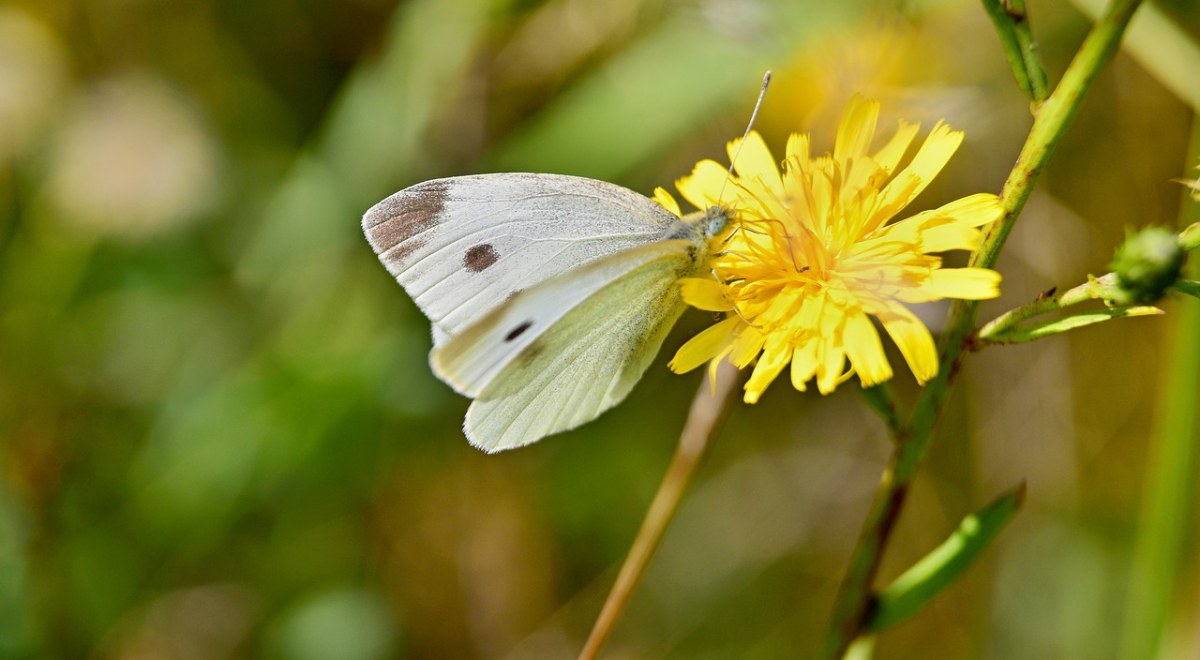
[818,0,1145,656]
[580,361,740,659]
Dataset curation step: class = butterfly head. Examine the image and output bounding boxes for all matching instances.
[704,206,731,239]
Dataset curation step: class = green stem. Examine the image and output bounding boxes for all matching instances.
[818,1,1144,657]
[980,0,1050,104]
[981,0,1037,100]
[1009,0,1051,102]
[859,383,902,438]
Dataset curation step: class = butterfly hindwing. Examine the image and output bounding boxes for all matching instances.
[451,244,697,452]
[430,240,691,396]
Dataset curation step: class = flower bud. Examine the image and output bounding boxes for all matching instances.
[1109,227,1184,304]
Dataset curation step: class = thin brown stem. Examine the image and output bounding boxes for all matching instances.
[579,362,740,660]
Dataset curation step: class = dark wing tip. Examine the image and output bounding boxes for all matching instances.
[362,179,453,270]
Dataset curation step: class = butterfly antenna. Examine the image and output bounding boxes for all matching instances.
[707,72,772,331]
[717,70,772,206]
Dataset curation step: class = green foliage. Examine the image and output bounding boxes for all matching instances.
[0,0,1196,657]
[866,484,1025,631]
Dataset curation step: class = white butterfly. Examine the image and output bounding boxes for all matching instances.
[362,173,729,452]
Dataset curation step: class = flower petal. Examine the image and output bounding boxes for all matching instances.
[653,187,681,216]
[871,120,920,175]
[834,95,880,163]
[924,267,1002,300]
[843,312,892,387]
[875,121,964,217]
[786,132,810,163]
[728,131,783,197]
[880,305,938,384]
[790,339,819,391]
[680,277,734,311]
[925,192,1004,228]
[669,316,740,373]
[676,159,729,211]
[815,332,846,395]
[729,323,765,368]
[744,337,791,404]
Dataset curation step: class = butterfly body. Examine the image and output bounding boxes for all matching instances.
[363,173,727,451]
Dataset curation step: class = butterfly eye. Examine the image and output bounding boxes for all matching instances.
[707,208,729,236]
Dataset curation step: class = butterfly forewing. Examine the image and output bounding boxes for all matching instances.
[362,173,684,343]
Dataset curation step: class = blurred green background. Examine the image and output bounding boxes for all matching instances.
[1,0,1198,658]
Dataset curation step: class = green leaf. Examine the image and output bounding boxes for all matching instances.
[1181,222,1200,251]
[1023,306,1163,338]
[1175,280,1200,299]
[865,483,1026,632]
[985,305,1163,345]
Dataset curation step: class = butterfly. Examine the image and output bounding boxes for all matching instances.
[362,173,729,452]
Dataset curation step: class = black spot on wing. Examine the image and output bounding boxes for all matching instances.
[362,179,451,265]
[505,321,533,342]
[464,243,499,272]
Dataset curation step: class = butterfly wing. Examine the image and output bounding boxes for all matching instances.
[431,241,697,452]
[362,173,684,344]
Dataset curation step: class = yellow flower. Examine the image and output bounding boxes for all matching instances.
[656,96,1003,403]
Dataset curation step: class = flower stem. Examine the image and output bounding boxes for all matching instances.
[859,383,903,439]
[981,0,1050,104]
[818,0,1144,657]
[580,361,740,660]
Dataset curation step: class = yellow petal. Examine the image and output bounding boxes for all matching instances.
[887,192,999,247]
[843,312,893,387]
[924,267,1002,300]
[918,221,981,253]
[756,285,805,326]
[843,156,883,208]
[790,339,819,392]
[653,187,681,216]
[680,277,734,311]
[728,131,783,197]
[924,193,1004,227]
[876,121,964,217]
[729,323,765,368]
[744,338,791,404]
[669,317,740,373]
[871,120,920,175]
[815,332,846,395]
[880,305,938,384]
[785,132,810,164]
[834,95,880,163]
[676,159,729,211]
